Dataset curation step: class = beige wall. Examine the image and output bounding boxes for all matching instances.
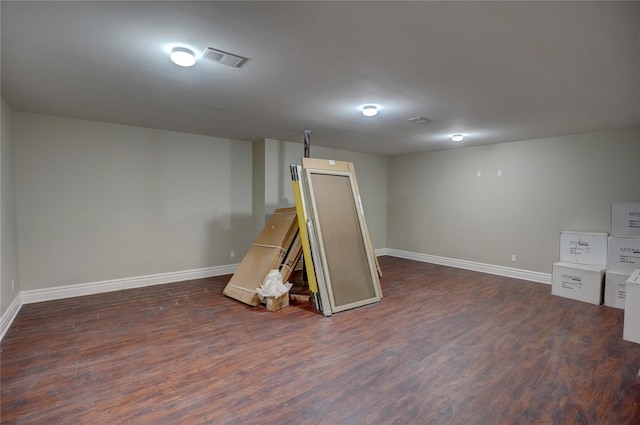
[11,113,388,293]
[387,128,640,274]
[10,110,638,294]
[1,98,20,315]
[14,113,254,290]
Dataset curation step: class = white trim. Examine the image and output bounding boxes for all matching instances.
[20,264,240,305]
[385,248,551,285]
[375,248,388,257]
[0,293,23,341]
[0,263,239,342]
[0,251,551,342]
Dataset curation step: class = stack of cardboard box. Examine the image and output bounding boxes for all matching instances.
[223,207,301,308]
[552,231,608,305]
[605,202,640,309]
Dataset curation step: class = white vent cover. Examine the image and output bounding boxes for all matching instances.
[202,47,248,68]
[407,116,432,125]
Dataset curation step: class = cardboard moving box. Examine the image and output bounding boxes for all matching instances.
[606,236,640,274]
[611,202,640,238]
[223,207,299,306]
[264,293,290,312]
[604,271,630,309]
[559,231,608,267]
[552,262,605,305]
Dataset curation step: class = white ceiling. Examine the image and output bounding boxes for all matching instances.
[2,1,639,156]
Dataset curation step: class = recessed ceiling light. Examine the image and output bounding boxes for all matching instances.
[170,47,196,67]
[451,134,464,142]
[362,105,378,117]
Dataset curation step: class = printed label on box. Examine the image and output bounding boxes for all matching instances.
[625,211,640,229]
[561,273,582,291]
[569,240,592,256]
[560,232,608,266]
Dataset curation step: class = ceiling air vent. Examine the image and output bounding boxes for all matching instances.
[407,116,433,125]
[202,47,248,68]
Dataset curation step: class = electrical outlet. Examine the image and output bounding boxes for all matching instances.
[230,251,235,258]
[511,255,517,262]
[476,170,482,177]
[497,169,503,177]
[11,280,15,290]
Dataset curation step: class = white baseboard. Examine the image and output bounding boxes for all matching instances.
[375,248,388,257]
[1,263,239,342]
[0,293,24,341]
[384,248,552,285]
[20,263,240,305]
[1,250,551,342]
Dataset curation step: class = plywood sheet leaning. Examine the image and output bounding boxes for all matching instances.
[302,158,382,313]
[223,207,298,306]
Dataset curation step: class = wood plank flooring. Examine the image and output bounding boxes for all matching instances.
[2,256,640,424]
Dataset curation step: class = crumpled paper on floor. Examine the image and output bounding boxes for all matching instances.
[256,269,292,302]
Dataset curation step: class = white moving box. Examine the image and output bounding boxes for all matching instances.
[604,271,630,309]
[606,236,640,274]
[623,269,640,344]
[559,231,608,267]
[552,262,605,305]
[611,202,640,238]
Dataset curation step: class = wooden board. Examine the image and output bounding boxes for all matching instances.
[290,164,319,294]
[223,207,298,306]
[254,207,298,247]
[223,245,286,306]
[280,231,303,283]
[302,158,381,312]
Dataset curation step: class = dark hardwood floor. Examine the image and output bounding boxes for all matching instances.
[2,256,640,424]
